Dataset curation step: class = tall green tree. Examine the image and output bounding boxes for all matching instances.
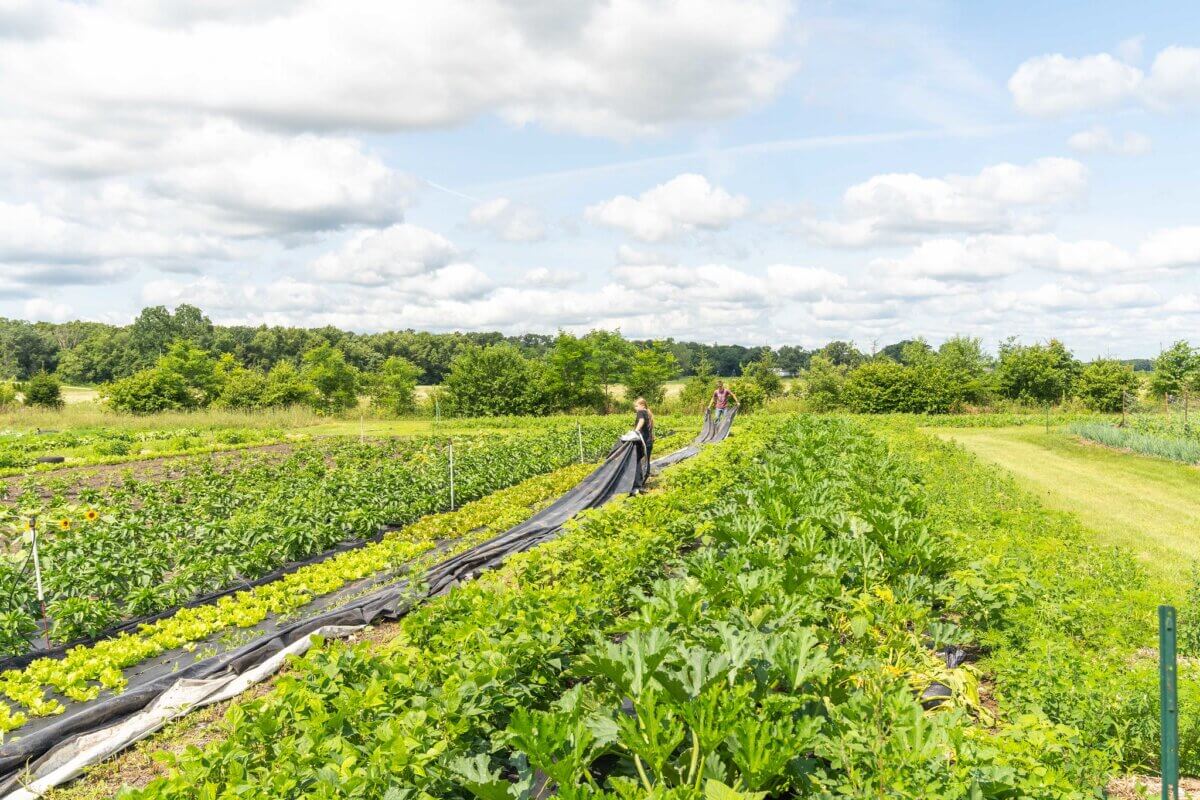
[815,340,866,368]
[775,345,809,376]
[301,343,359,413]
[624,341,678,406]
[542,332,605,411]
[370,356,422,416]
[1150,341,1198,398]
[582,330,633,409]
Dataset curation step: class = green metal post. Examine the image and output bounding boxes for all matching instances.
[1161,605,1179,800]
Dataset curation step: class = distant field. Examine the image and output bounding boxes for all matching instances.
[61,385,99,404]
[928,425,1200,586]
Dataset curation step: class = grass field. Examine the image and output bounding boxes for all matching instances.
[928,425,1200,587]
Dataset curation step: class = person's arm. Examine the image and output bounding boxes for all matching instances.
[728,390,739,405]
[634,414,645,433]
[709,390,717,408]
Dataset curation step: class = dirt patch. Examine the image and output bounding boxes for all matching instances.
[1107,775,1200,799]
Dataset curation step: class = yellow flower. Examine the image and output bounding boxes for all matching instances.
[85,509,99,523]
[58,518,70,531]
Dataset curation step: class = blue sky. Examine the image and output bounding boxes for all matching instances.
[1,1,1198,357]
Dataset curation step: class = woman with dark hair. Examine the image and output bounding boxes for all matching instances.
[632,396,654,486]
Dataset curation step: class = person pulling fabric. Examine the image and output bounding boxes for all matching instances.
[632,396,654,489]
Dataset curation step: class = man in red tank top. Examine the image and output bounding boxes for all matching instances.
[710,381,738,420]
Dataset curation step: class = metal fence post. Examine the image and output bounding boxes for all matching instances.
[1161,605,1180,800]
[448,442,455,511]
[30,516,48,644]
[577,420,585,463]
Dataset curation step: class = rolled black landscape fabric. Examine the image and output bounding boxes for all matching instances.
[651,407,737,470]
[0,420,728,797]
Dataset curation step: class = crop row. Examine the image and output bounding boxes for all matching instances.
[111,416,777,800]
[115,417,1139,800]
[0,426,287,474]
[0,460,595,734]
[456,418,1094,798]
[0,424,694,735]
[0,419,634,654]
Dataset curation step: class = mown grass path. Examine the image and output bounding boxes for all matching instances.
[927,425,1200,588]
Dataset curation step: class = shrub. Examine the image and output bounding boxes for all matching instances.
[213,369,268,410]
[24,372,64,409]
[741,350,784,398]
[728,377,765,412]
[1076,359,1140,412]
[678,356,717,413]
[843,360,957,413]
[798,355,846,411]
[104,367,196,413]
[0,382,17,409]
[995,339,1079,404]
[443,345,549,416]
[262,362,318,408]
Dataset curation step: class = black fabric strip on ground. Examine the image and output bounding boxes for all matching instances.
[0,414,737,794]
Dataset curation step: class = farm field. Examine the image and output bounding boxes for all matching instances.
[21,414,1188,800]
[928,424,1200,585]
[0,418,654,659]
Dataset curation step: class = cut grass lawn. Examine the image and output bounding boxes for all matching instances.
[926,425,1200,590]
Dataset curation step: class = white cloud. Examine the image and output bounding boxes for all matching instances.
[993,281,1161,313]
[523,267,584,287]
[22,298,74,323]
[616,245,674,265]
[802,158,1087,246]
[155,126,412,235]
[873,226,1200,284]
[764,264,847,298]
[1137,226,1200,270]
[468,198,546,242]
[409,263,495,300]
[0,0,795,141]
[1067,125,1151,156]
[586,173,749,241]
[309,224,459,286]
[1008,53,1143,115]
[1009,45,1200,116]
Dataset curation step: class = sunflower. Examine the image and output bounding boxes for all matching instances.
[85,509,99,523]
[58,518,71,531]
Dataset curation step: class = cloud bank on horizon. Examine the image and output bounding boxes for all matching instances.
[0,0,1198,357]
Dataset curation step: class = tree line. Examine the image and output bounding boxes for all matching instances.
[0,305,790,386]
[0,304,1178,416]
[795,336,1163,413]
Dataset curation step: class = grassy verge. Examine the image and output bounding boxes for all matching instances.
[880,419,1199,779]
[925,425,1200,585]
